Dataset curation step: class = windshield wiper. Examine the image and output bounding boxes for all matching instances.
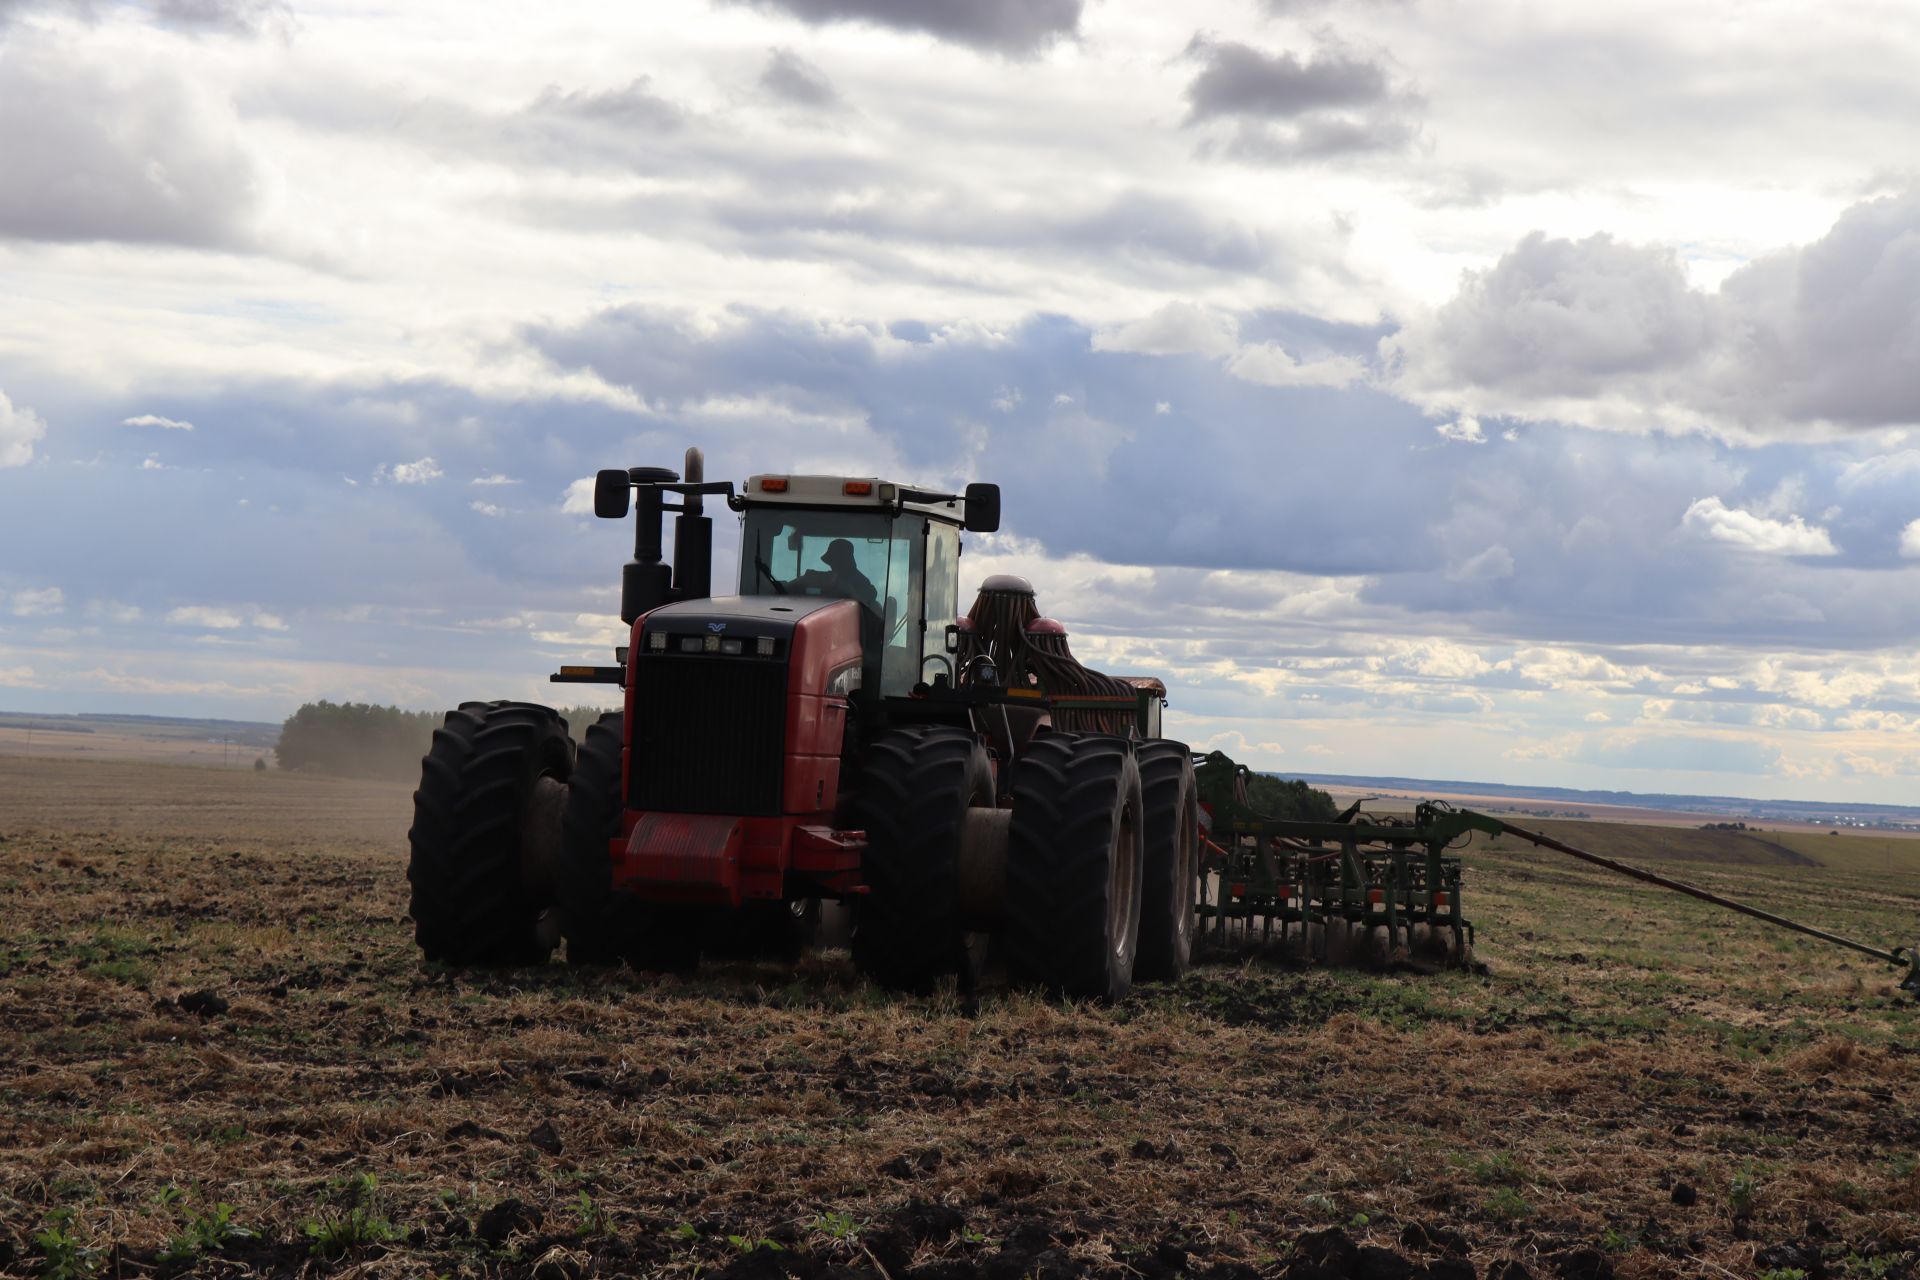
[754,554,787,595]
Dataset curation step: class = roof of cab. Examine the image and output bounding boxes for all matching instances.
[743,473,968,523]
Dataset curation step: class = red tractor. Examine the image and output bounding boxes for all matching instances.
[405,449,1198,1000]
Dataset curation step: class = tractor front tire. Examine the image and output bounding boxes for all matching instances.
[1133,740,1199,983]
[1005,734,1146,1002]
[852,726,993,993]
[559,710,625,966]
[407,701,574,967]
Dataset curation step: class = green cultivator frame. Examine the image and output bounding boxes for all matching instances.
[1195,755,1920,995]
[1199,802,1483,960]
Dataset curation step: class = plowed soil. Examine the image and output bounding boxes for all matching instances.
[1,754,1917,1280]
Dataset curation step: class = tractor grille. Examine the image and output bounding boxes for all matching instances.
[629,655,788,816]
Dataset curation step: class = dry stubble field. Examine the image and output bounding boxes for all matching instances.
[1,754,1917,1280]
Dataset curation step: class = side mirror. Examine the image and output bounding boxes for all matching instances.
[945,622,962,654]
[593,469,631,519]
[963,482,1000,533]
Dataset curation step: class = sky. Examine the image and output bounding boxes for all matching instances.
[2,0,1919,802]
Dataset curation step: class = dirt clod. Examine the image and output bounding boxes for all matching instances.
[174,988,229,1016]
[476,1197,541,1247]
[1402,1223,1472,1257]
[891,1199,965,1243]
[1297,1228,1362,1275]
[528,1118,563,1154]
[1358,1245,1416,1280]
[880,1147,944,1179]
[1544,1246,1613,1280]
[1755,1243,1826,1279]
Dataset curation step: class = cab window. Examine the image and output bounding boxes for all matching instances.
[739,507,927,696]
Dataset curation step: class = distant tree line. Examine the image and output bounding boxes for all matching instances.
[277,701,618,779]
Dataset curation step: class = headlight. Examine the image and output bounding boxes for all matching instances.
[826,662,862,697]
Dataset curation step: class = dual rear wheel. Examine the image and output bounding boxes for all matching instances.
[854,728,1196,1002]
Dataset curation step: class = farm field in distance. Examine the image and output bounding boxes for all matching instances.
[1,753,1916,1280]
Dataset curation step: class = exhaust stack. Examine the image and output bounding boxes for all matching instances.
[672,446,713,604]
[599,448,720,624]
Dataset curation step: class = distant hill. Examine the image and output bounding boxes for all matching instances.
[0,710,281,749]
[1285,771,1920,829]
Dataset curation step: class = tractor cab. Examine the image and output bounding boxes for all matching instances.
[734,474,971,697]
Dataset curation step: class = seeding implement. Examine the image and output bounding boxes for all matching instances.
[1195,754,1920,995]
[406,448,1195,1000]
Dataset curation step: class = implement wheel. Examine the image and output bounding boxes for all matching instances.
[1133,740,1198,983]
[407,701,574,966]
[852,726,993,993]
[1005,734,1145,1002]
[558,710,625,965]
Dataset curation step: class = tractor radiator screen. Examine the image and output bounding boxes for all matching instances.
[629,656,788,816]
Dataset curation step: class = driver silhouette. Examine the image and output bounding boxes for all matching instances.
[793,539,881,618]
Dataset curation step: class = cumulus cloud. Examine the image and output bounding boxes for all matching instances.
[561,477,597,515]
[1389,192,1920,438]
[470,500,505,517]
[1434,416,1484,443]
[1226,343,1365,388]
[1098,302,1364,386]
[1387,231,1711,413]
[0,388,47,467]
[375,457,443,485]
[1901,518,1920,559]
[471,473,519,486]
[1097,302,1239,359]
[1683,497,1839,557]
[165,604,285,630]
[0,33,258,248]
[10,586,64,617]
[758,47,839,107]
[123,413,195,431]
[1182,35,1419,160]
[721,0,1081,57]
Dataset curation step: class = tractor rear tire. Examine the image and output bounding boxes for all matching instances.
[407,701,575,967]
[852,726,994,993]
[559,710,625,966]
[1005,734,1145,1002]
[1133,740,1198,983]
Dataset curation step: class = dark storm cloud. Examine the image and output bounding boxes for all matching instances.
[0,0,285,33]
[1182,35,1419,160]
[0,33,257,247]
[1184,37,1390,121]
[151,0,289,35]
[719,0,1081,58]
[758,47,840,107]
[1389,191,1920,435]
